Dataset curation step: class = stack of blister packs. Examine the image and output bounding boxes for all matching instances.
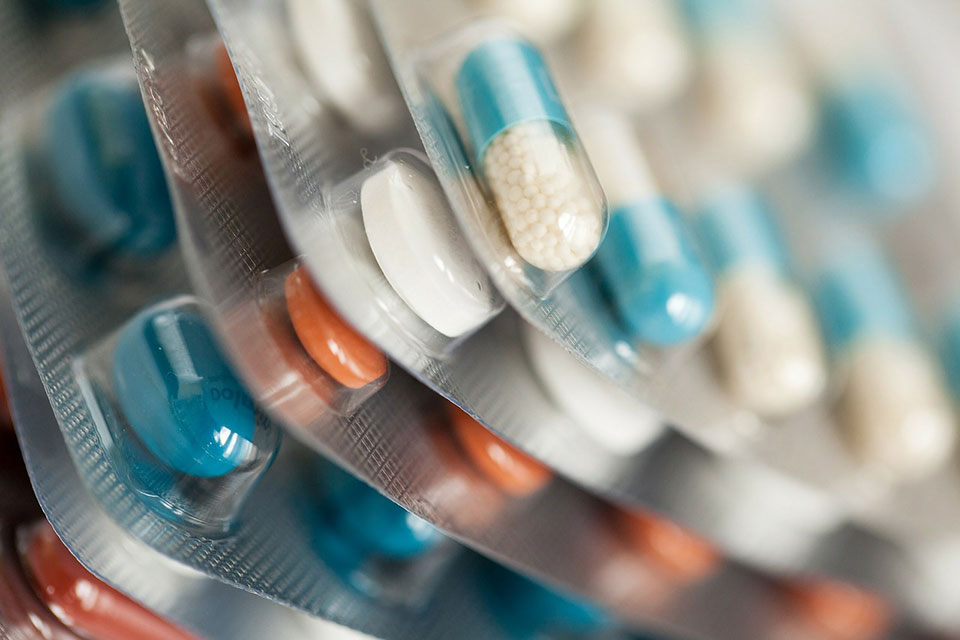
[2,1,960,639]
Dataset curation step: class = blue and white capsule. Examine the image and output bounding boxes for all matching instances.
[814,244,955,481]
[695,187,826,416]
[681,0,814,173]
[454,29,607,272]
[577,108,714,346]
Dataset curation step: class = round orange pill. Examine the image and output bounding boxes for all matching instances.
[285,265,388,389]
[615,508,720,584]
[214,42,252,137]
[785,578,892,640]
[447,403,552,497]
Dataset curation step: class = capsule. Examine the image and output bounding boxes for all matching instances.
[285,264,388,390]
[359,151,501,338]
[613,508,720,584]
[939,302,960,405]
[467,0,583,45]
[783,578,892,640]
[482,562,611,640]
[574,0,693,113]
[112,307,267,478]
[695,187,826,416]
[455,35,607,272]
[523,323,663,455]
[821,78,934,210]
[578,108,714,346]
[34,71,175,266]
[681,0,814,172]
[287,0,405,138]
[446,403,552,497]
[814,245,956,481]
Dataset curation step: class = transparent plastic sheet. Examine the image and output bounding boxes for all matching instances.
[98,4,745,636]
[184,0,924,604]
[0,277,368,640]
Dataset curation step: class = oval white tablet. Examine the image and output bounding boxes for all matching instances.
[522,322,663,455]
[287,0,404,137]
[361,155,499,338]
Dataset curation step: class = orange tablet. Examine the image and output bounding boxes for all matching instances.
[615,508,720,584]
[785,578,892,640]
[214,42,252,137]
[285,264,388,389]
[23,522,197,640]
[447,403,551,497]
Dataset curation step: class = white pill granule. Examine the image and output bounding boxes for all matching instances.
[838,338,956,482]
[712,268,827,417]
[483,120,605,271]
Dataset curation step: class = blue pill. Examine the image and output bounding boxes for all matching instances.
[483,563,610,640]
[939,304,960,401]
[681,0,760,34]
[592,199,714,346]
[323,464,443,559]
[695,187,789,277]
[112,307,256,478]
[813,246,914,353]
[44,72,175,257]
[821,79,934,209]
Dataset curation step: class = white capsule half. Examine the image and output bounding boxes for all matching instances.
[468,0,584,45]
[522,322,663,455]
[287,0,405,137]
[575,0,693,112]
[361,153,501,338]
[838,339,956,481]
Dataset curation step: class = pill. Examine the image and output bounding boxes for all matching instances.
[784,578,892,640]
[483,563,610,638]
[456,37,607,272]
[360,153,500,338]
[467,0,583,45]
[112,307,258,478]
[814,246,956,480]
[287,0,404,137]
[42,72,176,258]
[447,403,552,497]
[324,465,444,558]
[20,521,198,640]
[681,0,814,172]
[575,0,693,112]
[614,508,720,584]
[695,187,826,416]
[285,265,388,389]
[523,323,663,455]
[821,79,934,209]
[213,42,252,138]
[938,302,960,403]
[578,108,714,346]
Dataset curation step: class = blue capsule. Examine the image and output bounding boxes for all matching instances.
[812,246,914,354]
[592,199,715,346]
[681,0,761,34]
[41,72,175,259]
[321,463,443,559]
[695,187,788,277]
[938,303,960,401]
[482,563,610,640]
[112,307,256,478]
[821,78,934,209]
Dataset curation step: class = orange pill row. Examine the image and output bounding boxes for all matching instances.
[285,264,388,389]
[214,42,252,138]
[785,578,893,640]
[447,403,552,497]
[614,508,720,584]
